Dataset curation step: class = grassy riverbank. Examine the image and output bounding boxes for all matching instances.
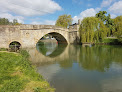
[102,38,121,45]
[0,50,55,92]
[93,38,122,45]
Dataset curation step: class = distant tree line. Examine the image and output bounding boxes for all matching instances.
[0,18,21,25]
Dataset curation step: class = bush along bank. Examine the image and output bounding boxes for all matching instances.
[0,50,55,92]
[95,38,122,45]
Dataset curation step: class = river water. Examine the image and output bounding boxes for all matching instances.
[28,42,122,92]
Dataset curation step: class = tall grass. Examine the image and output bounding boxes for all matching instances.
[0,48,7,51]
[0,50,55,92]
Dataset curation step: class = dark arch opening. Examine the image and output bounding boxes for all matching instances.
[39,32,68,44]
[9,41,21,51]
[48,32,67,44]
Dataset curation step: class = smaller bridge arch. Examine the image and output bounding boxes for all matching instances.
[9,41,21,51]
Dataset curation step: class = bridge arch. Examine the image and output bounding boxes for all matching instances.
[36,30,69,45]
[9,41,21,50]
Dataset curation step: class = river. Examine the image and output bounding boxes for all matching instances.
[27,41,122,92]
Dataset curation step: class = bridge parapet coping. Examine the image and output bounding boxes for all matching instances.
[20,25,68,30]
[0,25,20,28]
[0,25,68,30]
[0,25,77,32]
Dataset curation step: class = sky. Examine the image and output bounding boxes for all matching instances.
[0,0,121,25]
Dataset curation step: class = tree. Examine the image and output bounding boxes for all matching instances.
[96,11,107,21]
[13,19,18,25]
[113,16,122,43]
[0,18,9,25]
[105,14,114,36]
[12,19,21,25]
[96,11,114,36]
[79,17,108,43]
[0,18,21,25]
[55,14,72,28]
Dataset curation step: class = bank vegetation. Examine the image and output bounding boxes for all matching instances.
[79,11,122,44]
[0,50,55,92]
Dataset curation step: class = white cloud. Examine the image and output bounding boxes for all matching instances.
[0,13,24,23]
[95,8,101,12]
[111,14,117,18]
[101,0,115,7]
[73,8,97,23]
[73,16,79,23]
[109,1,122,14]
[31,20,56,25]
[0,0,62,16]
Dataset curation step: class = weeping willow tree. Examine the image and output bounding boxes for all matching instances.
[113,16,122,43]
[79,17,108,43]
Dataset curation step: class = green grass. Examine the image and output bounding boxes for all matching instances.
[0,48,7,51]
[96,38,122,45]
[0,50,55,92]
[102,38,118,44]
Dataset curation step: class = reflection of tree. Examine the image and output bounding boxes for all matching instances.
[79,45,122,72]
[59,59,73,69]
[36,42,122,72]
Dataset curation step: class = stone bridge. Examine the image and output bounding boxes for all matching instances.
[0,24,80,48]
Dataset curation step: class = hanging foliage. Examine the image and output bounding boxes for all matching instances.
[79,17,108,43]
[113,16,122,37]
[113,16,122,43]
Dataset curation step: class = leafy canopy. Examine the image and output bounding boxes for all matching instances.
[113,16,122,38]
[55,14,72,28]
[96,11,114,36]
[79,17,108,43]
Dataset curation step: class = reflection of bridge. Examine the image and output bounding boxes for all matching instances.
[0,24,80,48]
[27,45,80,66]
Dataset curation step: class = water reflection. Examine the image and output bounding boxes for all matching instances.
[27,43,122,92]
[35,43,122,72]
[36,41,57,56]
[79,45,122,72]
[36,41,67,57]
[27,42,69,66]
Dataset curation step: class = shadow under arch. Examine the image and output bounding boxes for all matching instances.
[48,32,68,44]
[36,31,68,45]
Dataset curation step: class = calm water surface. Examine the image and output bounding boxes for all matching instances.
[28,42,122,92]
